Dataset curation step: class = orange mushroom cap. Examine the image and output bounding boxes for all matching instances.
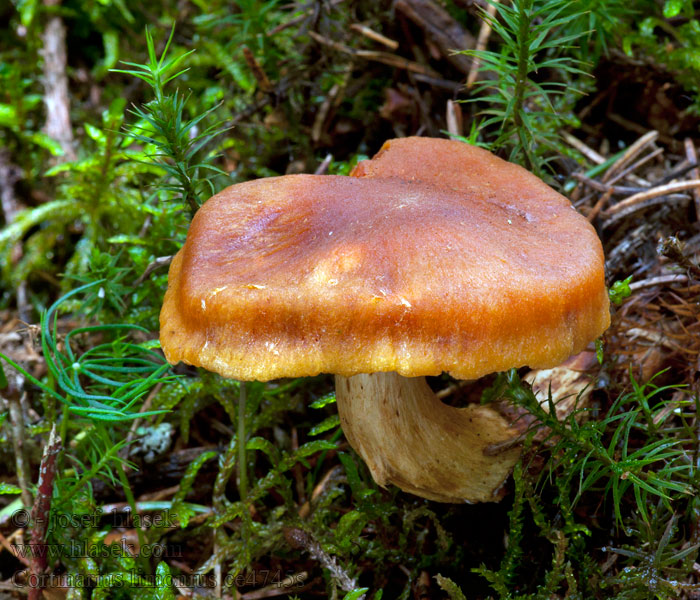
[160,139,609,382]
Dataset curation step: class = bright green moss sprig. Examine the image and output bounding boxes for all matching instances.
[460,0,589,175]
[112,26,229,217]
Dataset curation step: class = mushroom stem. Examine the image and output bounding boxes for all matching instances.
[335,372,521,503]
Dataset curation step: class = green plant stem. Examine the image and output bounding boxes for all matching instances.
[238,381,247,500]
[59,442,123,506]
[116,461,149,573]
[514,0,534,171]
[57,402,69,473]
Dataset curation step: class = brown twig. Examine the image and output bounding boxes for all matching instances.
[628,274,690,291]
[0,529,30,568]
[572,174,645,195]
[605,180,700,216]
[350,23,398,50]
[411,73,463,91]
[602,130,658,183]
[606,146,663,187]
[0,151,23,223]
[28,425,62,600]
[435,380,468,400]
[587,189,613,223]
[467,0,499,87]
[132,255,172,287]
[242,46,273,93]
[283,528,360,596]
[230,76,294,125]
[312,83,341,143]
[446,100,463,137]
[314,153,333,175]
[308,31,440,77]
[561,132,606,164]
[602,194,690,227]
[607,113,680,150]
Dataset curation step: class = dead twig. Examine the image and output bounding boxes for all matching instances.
[132,255,172,287]
[625,327,678,350]
[602,130,658,183]
[28,425,62,600]
[629,274,690,291]
[350,23,398,50]
[298,465,344,519]
[446,100,463,137]
[466,0,499,87]
[587,189,613,223]
[242,46,273,93]
[0,151,23,223]
[311,68,351,144]
[314,153,333,175]
[607,112,681,151]
[572,174,645,195]
[125,381,165,446]
[606,146,663,187]
[602,194,690,227]
[308,31,440,77]
[283,528,360,596]
[561,132,606,165]
[435,380,468,400]
[0,529,30,568]
[605,180,700,216]
[411,73,463,91]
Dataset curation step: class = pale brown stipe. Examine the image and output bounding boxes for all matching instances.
[160,138,610,503]
[335,373,522,503]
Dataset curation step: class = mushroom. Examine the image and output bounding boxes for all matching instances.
[159,138,610,503]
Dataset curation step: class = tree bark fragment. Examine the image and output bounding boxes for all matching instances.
[41,1,75,160]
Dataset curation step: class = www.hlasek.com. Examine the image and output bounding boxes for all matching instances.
[14,570,307,590]
[11,539,178,560]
